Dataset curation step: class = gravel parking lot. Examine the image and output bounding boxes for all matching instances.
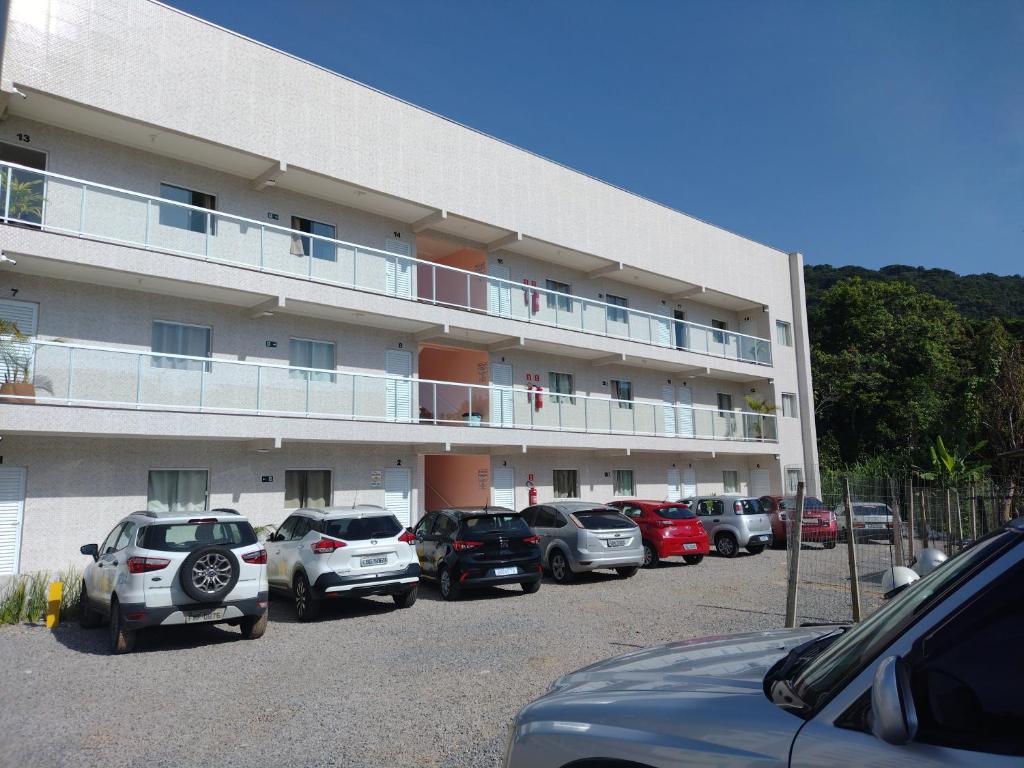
[0,551,792,768]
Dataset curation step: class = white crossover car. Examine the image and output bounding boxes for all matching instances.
[78,509,269,654]
[266,505,420,621]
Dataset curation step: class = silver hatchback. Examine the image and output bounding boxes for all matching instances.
[520,502,644,583]
[685,495,773,557]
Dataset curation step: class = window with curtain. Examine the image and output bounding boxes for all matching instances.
[781,393,797,418]
[158,183,216,235]
[147,469,209,512]
[775,320,793,346]
[289,338,336,382]
[606,294,628,323]
[285,469,332,509]
[711,318,728,344]
[290,216,337,261]
[723,470,739,494]
[785,468,803,494]
[151,321,211,371]
[610,379,633,409]
[612,469,635,496]
[545,279,573,313]
[552,469,579,499]
[548,372,575,405]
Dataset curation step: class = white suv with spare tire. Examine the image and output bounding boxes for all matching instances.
[78,509,269,653]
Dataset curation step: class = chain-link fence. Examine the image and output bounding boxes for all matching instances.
[783,474,1021,626]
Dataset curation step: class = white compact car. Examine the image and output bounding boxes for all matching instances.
[266,505,420,621]
[78,509,269,654]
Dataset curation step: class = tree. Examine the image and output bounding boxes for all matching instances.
[978,335,1024,521]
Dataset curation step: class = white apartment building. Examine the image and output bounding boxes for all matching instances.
[0,0,819,574]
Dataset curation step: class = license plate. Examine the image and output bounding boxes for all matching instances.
[757,535,771,542]
[683,543,698,551]
[607,539,627,548]
[184,608,224,624]
[867,523,885,529]
[494,566,518,576]
[803,518,820,525]
[361,555,389,567]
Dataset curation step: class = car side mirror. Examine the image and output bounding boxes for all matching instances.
[870,656,918,745]
[80,543,99,561]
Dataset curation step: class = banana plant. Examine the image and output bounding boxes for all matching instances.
[917,435,989,486]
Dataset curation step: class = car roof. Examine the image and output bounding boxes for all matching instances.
[548,500,619,511]
[294,505,390,518]
[433,506,517,516]
[128,508,248,523]
[611,499,682,507]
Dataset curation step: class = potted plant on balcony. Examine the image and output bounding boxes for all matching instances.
[0,319,35,404]
[744,396,777,439]
[0,175,45,226]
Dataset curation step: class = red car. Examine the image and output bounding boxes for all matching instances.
[759,495,838,548]
[606,500,709,567]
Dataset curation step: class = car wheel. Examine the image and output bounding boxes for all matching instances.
[615,566,639,578]
[108,596,136,655]
[393,586,418,608]
[439,567,460,601]
[823,541,837,550]
[641,541,659,568]
[293,572,320,622]
[747,544,766,555]
[549,550,574,583]
[520,579,541,594]
[239,611,268,639]
[683,554,704,565]
[78,582,102,629]
[180,545,240,604]
[715,533,738,558]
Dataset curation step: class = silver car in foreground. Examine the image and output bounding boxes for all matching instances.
[520,501,643,583]
[506,517,1024,767]
[686,495,773,557]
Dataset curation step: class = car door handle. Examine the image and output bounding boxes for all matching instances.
[111,560,118,566]
[712,519,720,523]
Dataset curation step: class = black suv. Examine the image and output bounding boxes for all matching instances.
[412,507,542,600]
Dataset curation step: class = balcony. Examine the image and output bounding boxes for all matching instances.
[6,340,779,444]
[0,162,773,367]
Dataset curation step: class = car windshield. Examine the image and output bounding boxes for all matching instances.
[461,514,530,535]
[140,521,257,551]
[656,505,696,520]
[780,497,826,511]
[323,515,401,541]
[790,529,1018,713]
[573,510,635,529]
[852,504,891,516]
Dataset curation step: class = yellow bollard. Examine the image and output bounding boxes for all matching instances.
[46,581,63,629]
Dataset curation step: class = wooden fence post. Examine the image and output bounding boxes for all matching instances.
[906,478,915,562]
[784,482,805,628]
[843,477,862,622]
[890,477,906,568]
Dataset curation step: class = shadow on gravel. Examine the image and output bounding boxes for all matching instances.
[417,582,528,602]
[50,621,245,656]
[267,593,404,623]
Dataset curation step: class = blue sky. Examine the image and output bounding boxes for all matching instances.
[163,0,1023,276]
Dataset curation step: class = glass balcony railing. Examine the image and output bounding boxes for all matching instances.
[0,162,773,366]
[5,340,779,443]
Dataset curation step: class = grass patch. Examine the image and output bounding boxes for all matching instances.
[0,568,82,625]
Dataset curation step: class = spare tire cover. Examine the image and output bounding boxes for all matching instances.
[180,545,240,603]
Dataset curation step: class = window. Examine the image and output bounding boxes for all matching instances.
[549,372,575,405]
[413,513,434,538]
[553,469,579,499]
[781,393,798,418]
[613,469,635,497]
[159,183,216,234]
[432,514,457,539]
[0,142,46,227]
[723,470,739,494]
[113,523,135,551]
[620,503,644,520]
[289,516,314,540]
[99,523,127,556]
[606,293,628,323]
[324,515,402,541]
[775,320,793,347]
[545,279,573,313]
[147,469,209,512]
[540,507,566,527]
[289,338,336,382]
[151,321,211,371]
[275,516,298,541]
[711,318,728,344]
[140,521,257,552]
[785,468,803,495]
[285,469,331,509]
[574,509,635,529]
[610,379,633,409]
[290,216,337,261]
[717,393,733,413]
[695,499,724,517]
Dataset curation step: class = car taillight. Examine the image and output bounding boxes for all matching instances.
[242,548,268,565]
[522,535,540,544]
[452,540,483,551]
[657,520,673,527]
[397,530,416,543]
[734,502,743,513]
[311,537,346,554]
[127,556,170,574]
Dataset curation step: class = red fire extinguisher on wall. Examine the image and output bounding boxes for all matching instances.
[530,280,540,314]
[533,385,544,411]
[527,482,538,506]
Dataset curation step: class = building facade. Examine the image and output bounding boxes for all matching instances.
[0,0,819,574]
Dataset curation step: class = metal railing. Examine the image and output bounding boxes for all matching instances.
[0,161,773,366]
[5,340,778,442]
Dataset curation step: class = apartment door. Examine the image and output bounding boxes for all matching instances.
[677,385,694,437]
[749,469,770,498]
[490,361,514,427]
[385,349,413,422]
[673,310,687,350]
[654,314,672,347]
[666,468,681,501]
[681,468,698,498]
[0,467,26,575]
[661,384,677,435]
[491,467,515,509]
[385,238,413,299]
[384,467,412,527]
[487,264,512,318]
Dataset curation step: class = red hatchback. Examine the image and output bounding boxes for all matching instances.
[760,495,838,548]
[606,500,709,567]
